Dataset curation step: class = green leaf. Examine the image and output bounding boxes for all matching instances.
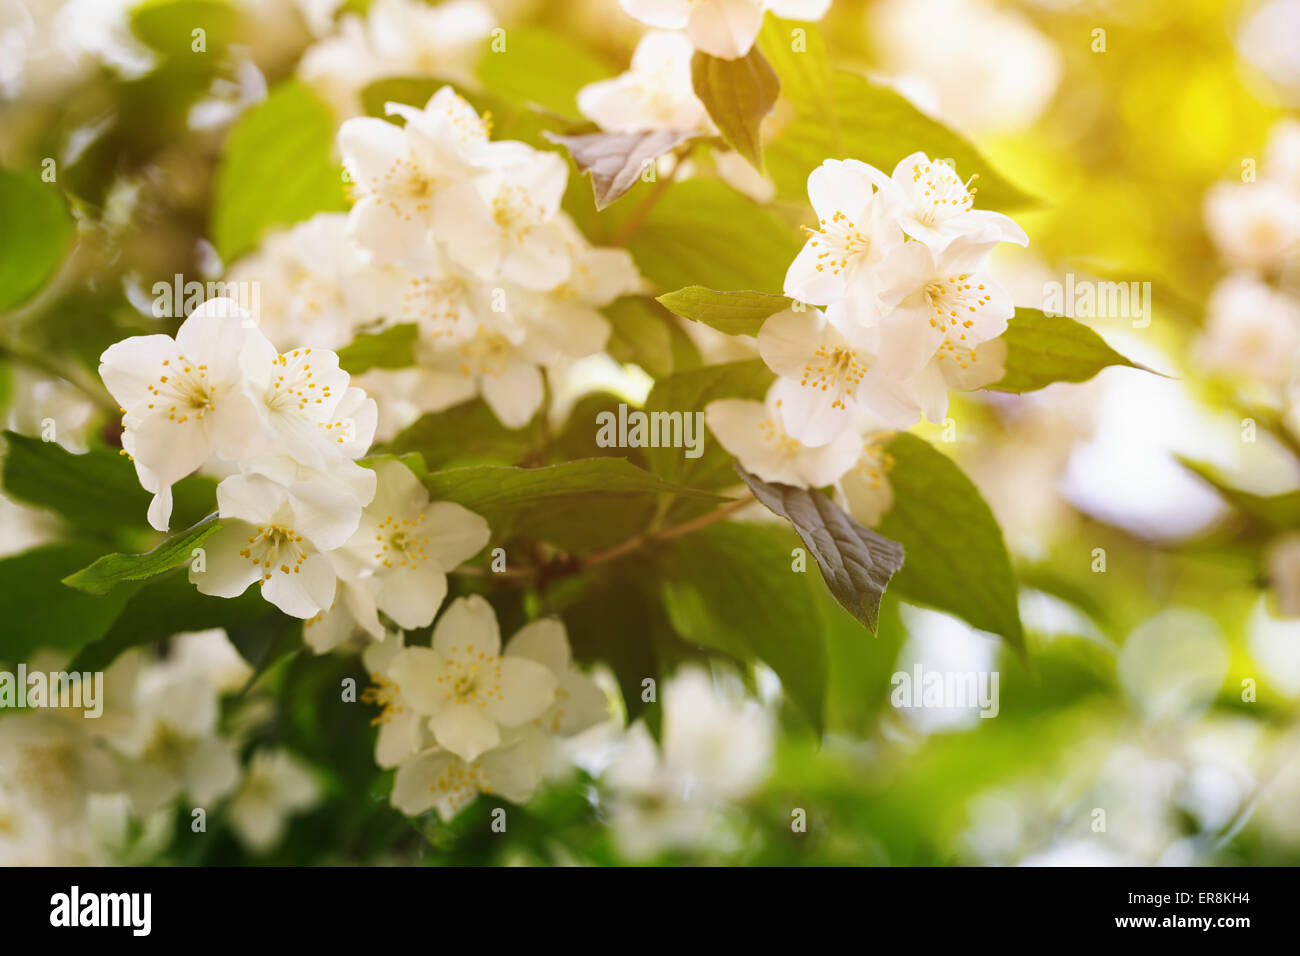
[0,168,73,311]
[360,76,446,118]
[989,308,1152,393]
[225,613,302,682]
[357,450,428,479]
[560,567,694,737]
[211,81,348,262]
[737,465,903,633]
[0,544,136,660]
[1178,457,1300,529]
[1,431,215,538]
[820,587,907,735]
[69,572,272,672]
[62,516,221,595]
[130,0,237,56]
[385,400,537,469]
[336,324,418,374]
[545,129,697,209]
[423,458,723,515]
[764,67,1035,211]
[624,180,801,292]
[644,359,773,488]
[876,433,1025,654]
[475,25,612,118]
[757,16,832,116]
[422,458,725,551]
[550,392,647,464]
[603,296,701,379]
[659,522,826,729]
[656,286,791,336]
[690,46,780,171]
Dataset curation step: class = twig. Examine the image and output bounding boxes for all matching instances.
[608,143,696,247]
[453,494,754,584]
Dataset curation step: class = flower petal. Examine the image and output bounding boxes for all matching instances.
[428,702,502,762]
[431,594,501,658]
[483,656,557,726]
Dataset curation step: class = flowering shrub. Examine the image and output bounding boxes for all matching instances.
[2,0,1299,868]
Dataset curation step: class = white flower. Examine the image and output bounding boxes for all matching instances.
[366,0,493,83]
[361,632,434,769]
[241,343,365,472]
[227,749,321,852]
[898,334,1007,423]
[328,385,380,461]
[415,329,551,429]
[339,87,522,263]
[578,31,712,133]
[384,596,558,762]
[4,367,96,452]
[870,0,1060,136]
[883,152,1027,252]
[783,159,902,317]
[298,0,493,117]
[0,492,58,559]
[341,459,489,630]
[866,235,1014,379]
[241,445,378,517]
[389,737,542,820]
[1196,273,1300,384]
[298,14,387,118]
[226,213,401,351]
[0,714,119,824]
[602,667,773,858]
[619,0,831,60]
[715,148,776,202]
[705,382,863,487]
[1265,118,1300,198]
[191,473,360,619]
[99,297,268,531]
[1203,180,1300,272]
[837,435,895,526]
[467,216,635,364]
[550,214,645,308]
[757,307,922,446]
[109,660,239,816]
[380,244,501,347]
[165,628,253,695]
[504,618,610,737]
[302,560,385,654]
[428,145,573,290]
[349,367,440,441]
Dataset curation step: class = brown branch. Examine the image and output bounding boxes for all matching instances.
[452,494,753,585]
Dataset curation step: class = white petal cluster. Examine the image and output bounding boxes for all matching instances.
[297,0,495,118]
[709,152,1024,526]
[226,748,322,852]
[869,0,1061,136]
[1203,120,1300,274]
[600,667,773,859]
[0,631,320,863]
[364,597,609,821]
[578,31,714,134]
[1196,119,1300,407]
[98,296,488,627]
[244,86,642,433]
[618,0,831,60]
[1193,120,1300,617]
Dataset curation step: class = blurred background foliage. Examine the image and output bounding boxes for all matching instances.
[2,0,1299,866]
